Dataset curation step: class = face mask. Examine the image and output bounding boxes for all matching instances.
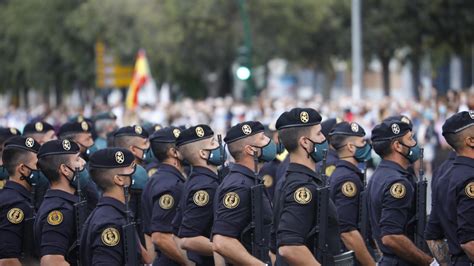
[205,144,226,166]
[65,165,89,189]
[143,148,155,164]
[22,165,42,187]
[253,139,277,162]
[399,142,421,163]
[0,165,9,180]
[130,165,147,190]
[354,143,372,162]
[306,138,329,163]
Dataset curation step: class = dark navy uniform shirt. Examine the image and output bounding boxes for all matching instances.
[80,196,141,266]
[329,160,364,233]
[431,150,456,193]
[212,163,273,256]
[367,160,416,264]
[425,156,474,263]
[274,163,341,265]
[34,189,78,264]
[259,158,281,202]
[141,163,185,266]
[178,166,219,266]
[0,181,35,259]
[316,149,340,178]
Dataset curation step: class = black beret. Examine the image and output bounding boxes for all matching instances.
[113,125,149,139]
[89,148,134,169]
[69,115,90,123]
[275,108,322,130]
[150,126,181,143]
[321,117,343,139]
[371,120,412,142]
[442,111,474,135]
[23,121,54,134]
[383,115,413,127]
[4,136,41,153]
[37,139,80,158]
[0,127,20,139]
[329,121,366,137]
[93,112,117,122]
[58,121,92,137]
[176,124,214,147]
[224,121,264,144]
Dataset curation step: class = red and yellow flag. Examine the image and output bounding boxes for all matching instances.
[126,50,151,110]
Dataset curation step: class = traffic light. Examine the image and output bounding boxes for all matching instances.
[235,46,252,80]
[236,66,251,80]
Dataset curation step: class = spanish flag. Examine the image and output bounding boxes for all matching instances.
[126,50,151,110]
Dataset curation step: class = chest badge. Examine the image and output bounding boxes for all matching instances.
[342,181,357,197]
[193,190,210,206]
[7,208,24,224]
[294,187,312,204]
[223,192,240,209]
[159,194,175,209]
[390,182,406,199]
[465,182,474,199]
[101,227,120,246]
[263,175,273,188]
[47,210,63,225]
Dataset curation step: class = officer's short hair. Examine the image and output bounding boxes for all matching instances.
[279,126,312,153]
[227,135,256,161]
[329,135,351,150]
[89,168,116,191]
[37,154,71,183]
[113,135,137,148]
[151,141,175,162]
[178,143,200,164]
[59,132,79,141]
[3,149,32,176]
[443,127,473,152]
[372,137,402,158]
[95,119,114,135]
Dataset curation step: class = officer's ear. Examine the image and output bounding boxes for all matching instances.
[244,144,258,158]
[198,149,208,161]
[113,174,126,187]
[298,136,311,151]
[58,164,71,177]
[392,139,404,154]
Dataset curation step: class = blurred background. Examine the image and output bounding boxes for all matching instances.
[0,0,473,165]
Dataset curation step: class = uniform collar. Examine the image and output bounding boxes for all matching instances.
[378,159,410,175]
[335,160,363,175]
[4,181,32,201]
[448,151,457,160]
[190,166,219,180]
[327,149,339,161]
[97,196,126,214]
[287,163,319,179]
[157,163,186,182]
[454,156,474,167]
[230,163,257,180]
[44,189,78,203]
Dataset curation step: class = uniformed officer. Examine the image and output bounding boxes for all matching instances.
[0,127,20,188]
[34,139,86,265]
[274,108,341,265]
[328,121,376,265]
[368,119,433,265]
[143,124,163,176]
[141,126,192,265]
[425,111,474,265]
[175,124,225,265]
[0,136,41,264]
[23,121,57,144]
[58,121,100,212]
[318,118,343,177]
[92,111,118,150]
[23,121,57,209]
[79,148,155,265]
[212,121,275,265]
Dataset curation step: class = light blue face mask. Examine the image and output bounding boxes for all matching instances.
[143,148,155,164]
[399,142,421,163]
[206,144,226,166]
[354,143,373,162]
[307,139,329,163]
[253,139,277,162]
[130,165,148,190]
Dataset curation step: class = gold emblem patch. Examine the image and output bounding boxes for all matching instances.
[81,121,89,131]
[294,187,312,204]
[159,194,174,209]
[134,125,143,135]
[325,165,336,177]
[7,208,24,224]
[62,139,71,150]
[148,168,157,176]
[47,210,63,225]
[223,192,240,209]
[154,125,162,131]
[35,122,44,132]
[263,175,273,188]
[195,127,205,138]
[390,182,406,199]
[465,182,474,199]
[300,111,309,123]
[25,137,35,148]
[77,115,84,122]
[193,190,209,206]
[10,128,17,135]
[173,128,181,138]
[101,227,120,246]
[115,151,125,164]
[342,181,357,197]
[241,124,252,135]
